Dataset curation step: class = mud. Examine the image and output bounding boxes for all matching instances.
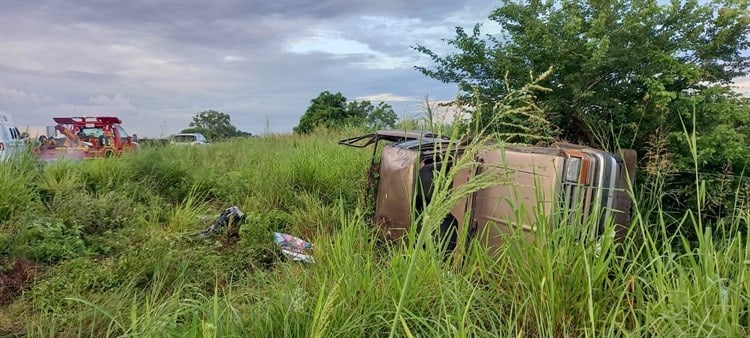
[0,258,41,306]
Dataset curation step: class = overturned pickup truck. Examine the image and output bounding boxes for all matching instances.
[340,130,636,254]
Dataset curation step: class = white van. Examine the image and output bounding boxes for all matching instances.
[0,113,27,161]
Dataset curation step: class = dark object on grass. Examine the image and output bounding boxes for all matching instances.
[200,206,245,238]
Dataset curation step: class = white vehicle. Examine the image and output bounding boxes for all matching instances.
[170,133,209,146]
[0,113,27,161]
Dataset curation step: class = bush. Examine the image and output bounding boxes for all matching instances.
[0,160,42,223]
[13,219,88,263]
[128,148,191,203]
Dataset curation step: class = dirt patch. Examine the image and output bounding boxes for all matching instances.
[0,258,41,306]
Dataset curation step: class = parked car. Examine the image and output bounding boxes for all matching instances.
[339,130,636,255]
[170,133,209,146]
[0,113,27,161]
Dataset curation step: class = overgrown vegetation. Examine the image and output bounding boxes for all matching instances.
[294,91,398,134]
[415,0,750,238]
[180,110,253,140]
[1,1,747,335]
[1,109,748,336]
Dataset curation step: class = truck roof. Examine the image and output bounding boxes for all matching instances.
[53,116,122,126]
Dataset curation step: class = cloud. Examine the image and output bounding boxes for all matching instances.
[85,93,138,110]
[355,93,417,102]
[734,77,750,97]
[0,86,53,105]
[0,0,499,136]
[285,33,413,69]
[222,55,246,63]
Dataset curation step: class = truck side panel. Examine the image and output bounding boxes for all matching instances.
[472,148,565,256]
[374,146,419,240]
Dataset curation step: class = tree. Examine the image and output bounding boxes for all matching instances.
[294,91,349,134]
[294,91,398,133]
[346,100,398,130]
[414,0,749,152]
[663,86,750,223]
[366,102,398,130]
[415,0,750,229]
[345,100,373,127]
[181,110,251,140]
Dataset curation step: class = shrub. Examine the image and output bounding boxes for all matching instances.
[0,160,41,223]
[128,148,191,203]
[13,219,88,263]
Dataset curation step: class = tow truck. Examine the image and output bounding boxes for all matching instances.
[34,116,139,161]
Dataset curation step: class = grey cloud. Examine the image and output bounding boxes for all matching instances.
[5,0,467,22]
[1,0,495,137]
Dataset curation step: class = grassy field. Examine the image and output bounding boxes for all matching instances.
[0,128,748,337]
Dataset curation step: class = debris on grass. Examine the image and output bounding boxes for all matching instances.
[273,232,314,263]
[199,206,245,238]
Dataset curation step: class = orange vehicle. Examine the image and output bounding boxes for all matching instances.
[34,116,139,161]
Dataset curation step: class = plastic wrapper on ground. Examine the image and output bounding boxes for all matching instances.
[273,232,314,263]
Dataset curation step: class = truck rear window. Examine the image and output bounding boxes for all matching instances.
[78,127,105,137]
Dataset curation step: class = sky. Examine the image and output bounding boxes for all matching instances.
[1,1,748,138]
[0,0,502,137]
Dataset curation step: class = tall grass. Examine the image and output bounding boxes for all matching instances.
[0,115,747,337]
